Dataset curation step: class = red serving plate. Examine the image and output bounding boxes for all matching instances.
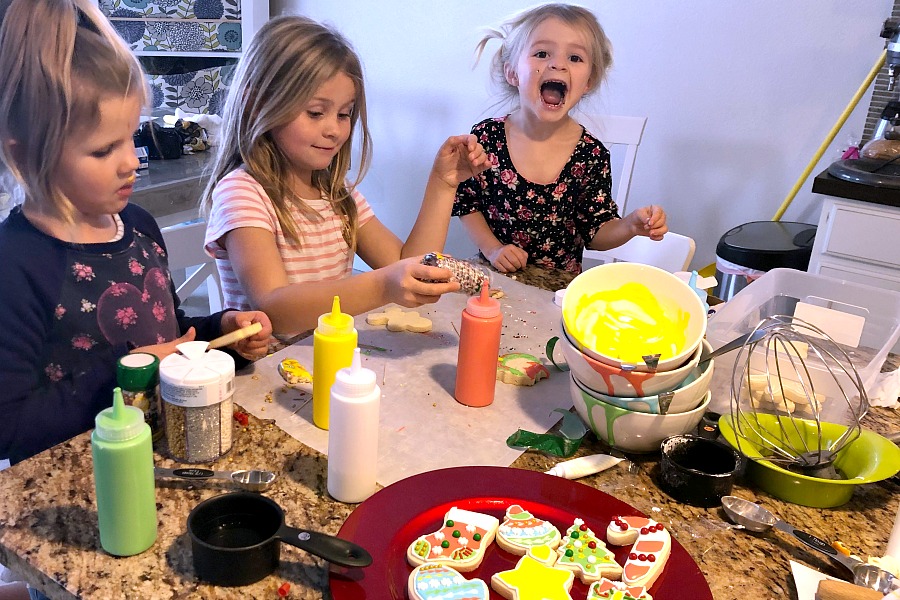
[330,466,712,599]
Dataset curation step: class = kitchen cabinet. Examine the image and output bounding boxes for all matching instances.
[808,172,900,293]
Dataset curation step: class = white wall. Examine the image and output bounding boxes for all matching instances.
[271,1,891,271]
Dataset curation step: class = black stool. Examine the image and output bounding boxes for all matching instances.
[713,221,816,300]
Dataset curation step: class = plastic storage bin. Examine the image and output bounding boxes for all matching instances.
[706,268,900,419]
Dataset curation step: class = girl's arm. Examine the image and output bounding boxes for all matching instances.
[397,134,491,259]
[587,205,668,251]
[223,226,458,335]
[458,212,529,273]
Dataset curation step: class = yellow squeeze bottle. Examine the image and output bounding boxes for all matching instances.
[313,296,357,430]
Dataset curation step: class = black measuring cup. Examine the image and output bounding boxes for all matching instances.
[188,492,372,586]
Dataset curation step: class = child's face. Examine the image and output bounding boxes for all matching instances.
[506,17,594,121]
[54,93,141,221]
[272,71,356,187]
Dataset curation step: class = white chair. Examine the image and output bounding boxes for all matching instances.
[160,219,224,313]
[577,115,694,272]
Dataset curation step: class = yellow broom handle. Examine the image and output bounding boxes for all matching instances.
[772,49,887,222]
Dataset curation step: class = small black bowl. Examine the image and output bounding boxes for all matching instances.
[659,434,742,507]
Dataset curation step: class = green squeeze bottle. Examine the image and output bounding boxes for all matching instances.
[91,387,157,556]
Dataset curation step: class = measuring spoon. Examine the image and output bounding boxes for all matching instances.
[155,467,276,492]
[698,328,767,366]
[722,496,896,593]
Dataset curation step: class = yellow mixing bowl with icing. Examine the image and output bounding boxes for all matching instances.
[561,262,707,371]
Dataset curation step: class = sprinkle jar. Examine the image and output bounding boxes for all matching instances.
[117,353,162,442]
[159,341,235,463]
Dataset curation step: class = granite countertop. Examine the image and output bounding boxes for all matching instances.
[2,265,899,600]
[130,152,213,225]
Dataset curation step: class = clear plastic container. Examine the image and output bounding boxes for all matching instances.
[706,268,900,416]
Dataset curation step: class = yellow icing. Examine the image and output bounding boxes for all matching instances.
[492,543,573,600]
[571,282,689,363]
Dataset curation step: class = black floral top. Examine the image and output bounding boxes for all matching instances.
[453,116,618,274]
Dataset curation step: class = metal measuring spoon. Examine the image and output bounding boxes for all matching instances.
[155,467,276,492]
[722,496,897,593]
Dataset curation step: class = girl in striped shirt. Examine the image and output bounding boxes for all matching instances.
[202,16,490,336]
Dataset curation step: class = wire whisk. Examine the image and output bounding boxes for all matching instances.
[729,315,869,479]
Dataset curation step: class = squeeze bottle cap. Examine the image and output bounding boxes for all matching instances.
[94,387,146,442]
[317,296,355,336]
[464,281,500,318]
[333,348,377,397]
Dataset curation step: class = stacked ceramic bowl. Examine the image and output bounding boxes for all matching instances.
[561,263,712,453]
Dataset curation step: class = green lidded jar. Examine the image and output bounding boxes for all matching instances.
[92,387,157,556]
[117,353,162,442]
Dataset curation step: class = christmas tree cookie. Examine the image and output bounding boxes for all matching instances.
[491,543,574,600]
[406,506,499,572]
[496,504,562,555]
[556,518,623,584]
[587,578,653,600]
[606,516,671,588]
[408,563,489,600]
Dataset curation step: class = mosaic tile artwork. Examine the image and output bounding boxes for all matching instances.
[145,62,236,115]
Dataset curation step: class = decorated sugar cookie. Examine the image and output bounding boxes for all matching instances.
[367,306,433,332]
[606,516,671,588]
[556,518,622,584]
[491,543,574,600]
[496,504,561,555]
[278,358,312,385]
[496,353,550,386]
[587,578,653,600]
[406,506,499,572]
[407,563,489,600]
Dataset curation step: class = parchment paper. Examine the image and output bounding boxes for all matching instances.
[235,272,573,487]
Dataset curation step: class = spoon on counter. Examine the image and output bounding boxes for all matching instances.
[155,467,276,492]
[722,496,897,593]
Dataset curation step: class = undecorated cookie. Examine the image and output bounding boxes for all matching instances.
[496,353,550,386]
[366,306,433,333]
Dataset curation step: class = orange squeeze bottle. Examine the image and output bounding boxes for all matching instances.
[454,281,502,407]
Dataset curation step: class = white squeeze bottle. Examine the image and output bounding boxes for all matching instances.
[327,348,380,503]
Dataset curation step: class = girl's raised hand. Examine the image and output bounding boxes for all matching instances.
[220,310,274,361]
[628,205,668,241]
[432,134,492,188]
[382,256,461,307]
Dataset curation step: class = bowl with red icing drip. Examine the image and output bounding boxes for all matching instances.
[556,326,706,398]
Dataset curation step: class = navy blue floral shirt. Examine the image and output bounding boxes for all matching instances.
[453,116,619,273]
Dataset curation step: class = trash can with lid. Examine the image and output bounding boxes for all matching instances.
[713,221,817,301]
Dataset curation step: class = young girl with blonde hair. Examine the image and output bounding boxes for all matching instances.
[0,0,272,471]
[202,16,490,335]
[454,3,668,274]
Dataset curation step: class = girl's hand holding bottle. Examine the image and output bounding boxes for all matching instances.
[431,134,492,188]
[625,205,668,241]
[383,256,460,307]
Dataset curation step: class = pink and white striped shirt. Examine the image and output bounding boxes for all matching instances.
[204,168,374,311]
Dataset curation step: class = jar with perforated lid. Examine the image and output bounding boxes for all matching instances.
[159,341,234,463]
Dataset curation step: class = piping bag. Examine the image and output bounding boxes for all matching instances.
[506,408,587,458]
[546,454,625,479]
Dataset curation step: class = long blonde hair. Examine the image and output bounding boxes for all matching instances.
[201,16,372,249]
[476,3,613,108]
[0,0,146,221]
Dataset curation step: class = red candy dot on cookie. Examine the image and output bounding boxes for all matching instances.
[588,541,597,549]
[640,527,649,535]
[630,552,638,560]
[648,554,656,562]
[638,553,647,561]
[580,523,588,531]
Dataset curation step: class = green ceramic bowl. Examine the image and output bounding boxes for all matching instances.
[719,414,900,508]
